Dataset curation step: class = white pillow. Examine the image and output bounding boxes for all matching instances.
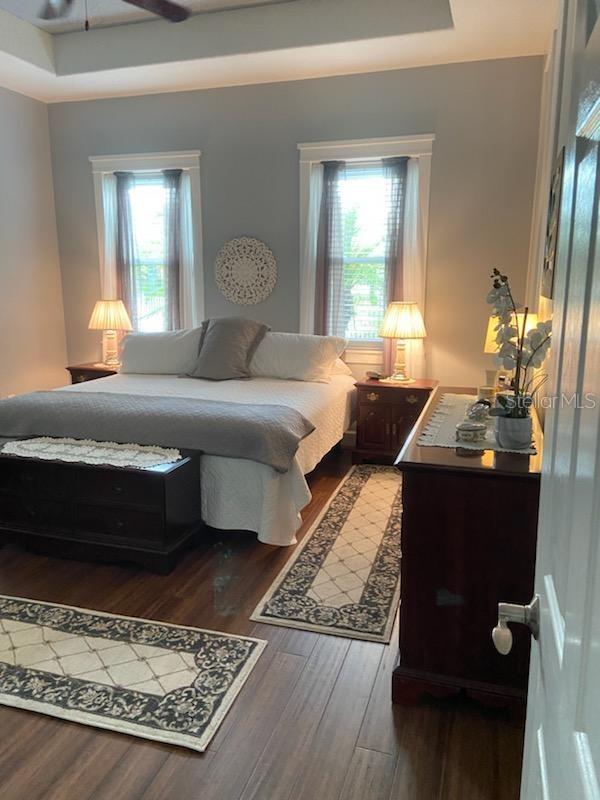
[120,329,203,374]
[332,358,353,376]
[250,332,347,383]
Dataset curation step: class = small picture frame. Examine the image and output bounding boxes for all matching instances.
[541,147,565,299]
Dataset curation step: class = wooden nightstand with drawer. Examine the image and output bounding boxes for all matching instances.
[66,363,118,384]
[353,379,438,464]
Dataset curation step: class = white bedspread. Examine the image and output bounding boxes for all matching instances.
[59,374,356,546]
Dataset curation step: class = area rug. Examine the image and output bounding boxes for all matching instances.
[0,596,266,752]
[251,465,401,642]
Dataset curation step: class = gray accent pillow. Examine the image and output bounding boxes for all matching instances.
[186,317,270,380]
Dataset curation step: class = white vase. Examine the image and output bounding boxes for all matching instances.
[485,368,499,387]
[496,416,533,450]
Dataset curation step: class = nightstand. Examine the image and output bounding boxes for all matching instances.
[353,378,438,464]
[66,363,118,384]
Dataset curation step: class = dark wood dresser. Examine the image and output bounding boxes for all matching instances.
[392,386,542,707]
[0,448,202,573]
[353,379,438,464]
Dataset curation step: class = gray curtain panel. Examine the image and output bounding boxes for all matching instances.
[115,171,138,328]
[163,169,183,330]
[314,161,345,336]
[382,157,409,375]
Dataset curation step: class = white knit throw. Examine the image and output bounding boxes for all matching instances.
[1,437,182,469]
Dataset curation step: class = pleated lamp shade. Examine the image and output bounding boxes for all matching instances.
[88,300,133,332]
[484,312,538,354]
[379,302,426,340]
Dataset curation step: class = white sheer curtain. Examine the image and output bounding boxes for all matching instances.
[402,158,427,378]
[299,163,324,334]
[99,173,118,300]
[179,171,199,328]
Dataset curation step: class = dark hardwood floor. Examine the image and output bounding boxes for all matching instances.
[0,451,525,800]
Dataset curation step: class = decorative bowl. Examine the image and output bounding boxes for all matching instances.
[455,421,487,443]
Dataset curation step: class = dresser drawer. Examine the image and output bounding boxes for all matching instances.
[0,460,31,495]
[74,504,164,542]
[0,462,66,501]
[76,469,162,509]
[357,387,429,408]
[0,461,160,508]
[0,493,33,526]
[0,495,71,530]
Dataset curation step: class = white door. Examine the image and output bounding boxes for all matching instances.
[520,2,600,798]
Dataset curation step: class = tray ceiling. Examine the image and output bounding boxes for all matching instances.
[0,0,555,103]
[0,0,296,33]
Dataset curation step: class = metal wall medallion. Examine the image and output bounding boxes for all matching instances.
[215,237,277,305]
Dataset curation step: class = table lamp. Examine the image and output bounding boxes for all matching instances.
[379,301,427,384]
[484,312,538,387]
[88,299,133,367]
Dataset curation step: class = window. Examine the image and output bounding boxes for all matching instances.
[90,151,203,333]
[298,136,433,364]
[330,163,390,341]
[314,156,408,344]
[127,174,171,332]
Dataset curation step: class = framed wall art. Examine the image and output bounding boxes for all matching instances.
[541,147,565,299]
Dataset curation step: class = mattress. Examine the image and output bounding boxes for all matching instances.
[60,374,356,546]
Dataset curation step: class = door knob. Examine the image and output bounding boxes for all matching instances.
[492,594,540,655]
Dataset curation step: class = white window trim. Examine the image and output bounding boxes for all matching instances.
[90,150,205,323]
[90,150,202,173]
[297,135,434,362]
[297,134,435,162]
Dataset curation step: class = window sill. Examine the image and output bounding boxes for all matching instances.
[344,343,383,367]
[345,340,383,350]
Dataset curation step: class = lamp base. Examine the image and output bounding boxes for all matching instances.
[102,330,121,368]
[380,339,415,384]
[380,373,416,384]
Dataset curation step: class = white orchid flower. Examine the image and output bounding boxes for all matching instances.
[487,271,552,410]
[498,325,518,343]
[529,353,545,369]
[498,341,518,356]
[495,354,517,369]
[528,330,544,348]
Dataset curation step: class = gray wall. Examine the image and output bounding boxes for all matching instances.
[0,87,67,396]
[49,57,542,386]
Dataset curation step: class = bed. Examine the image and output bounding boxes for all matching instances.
[56,372,357,546]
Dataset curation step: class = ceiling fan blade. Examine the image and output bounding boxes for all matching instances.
[39,0,74,20]
[122,0,190,22]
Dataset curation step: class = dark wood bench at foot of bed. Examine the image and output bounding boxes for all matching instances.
[0,447,203,574]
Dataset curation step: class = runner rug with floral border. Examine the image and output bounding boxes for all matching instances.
[251,465,401,642]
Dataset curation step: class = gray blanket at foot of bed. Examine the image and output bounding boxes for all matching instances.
[0,391,315,473]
